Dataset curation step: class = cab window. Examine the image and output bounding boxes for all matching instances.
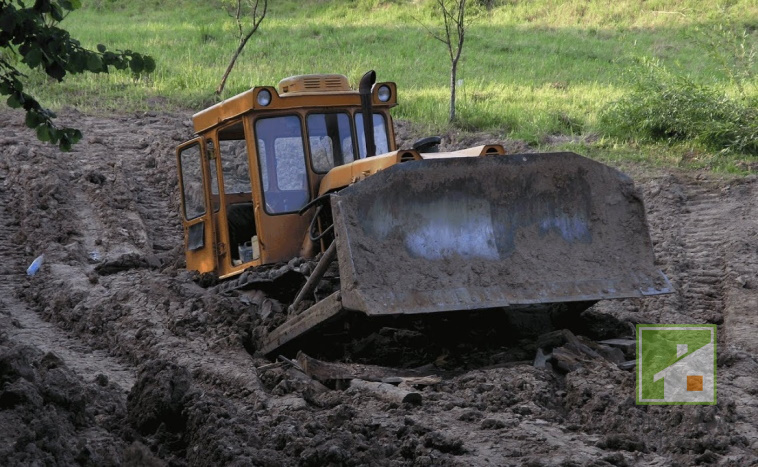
[178,143,206,220]
[306,113,355,173]
[355,113,389,158]
[254,115,309,214]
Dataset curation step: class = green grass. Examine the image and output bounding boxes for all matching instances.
[19,0,758,172]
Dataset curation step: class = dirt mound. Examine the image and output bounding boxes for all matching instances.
[0,108,756,465]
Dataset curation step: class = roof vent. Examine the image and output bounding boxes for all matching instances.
[278,74,351,94]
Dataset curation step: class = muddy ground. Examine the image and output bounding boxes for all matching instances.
[0,108,756,466]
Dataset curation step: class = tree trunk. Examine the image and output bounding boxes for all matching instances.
[450,59,458,122]
[216,40,247,95]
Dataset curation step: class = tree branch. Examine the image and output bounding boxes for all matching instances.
[217,0,268,95]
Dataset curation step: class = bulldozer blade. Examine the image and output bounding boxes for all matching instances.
[331,152,671,316]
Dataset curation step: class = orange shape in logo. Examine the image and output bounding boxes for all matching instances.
[687,375,703,391]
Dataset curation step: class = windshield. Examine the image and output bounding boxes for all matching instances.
[254,115,310,215]
[306,113,355,173]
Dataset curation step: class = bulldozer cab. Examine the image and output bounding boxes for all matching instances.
[176,74,397,278]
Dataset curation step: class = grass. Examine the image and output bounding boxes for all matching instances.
[19,0,758,172]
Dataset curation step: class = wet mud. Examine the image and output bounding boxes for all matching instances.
[0,109,756,465]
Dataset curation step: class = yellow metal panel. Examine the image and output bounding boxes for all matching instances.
[317,150,420,196]
[419,145,507,159]
[192,80,397,135]
[278,74,351,94]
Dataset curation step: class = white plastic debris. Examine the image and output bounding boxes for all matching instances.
[26,254,45,276]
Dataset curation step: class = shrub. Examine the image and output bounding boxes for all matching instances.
[599,60,758,155]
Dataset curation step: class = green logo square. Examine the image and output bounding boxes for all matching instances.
[636,324,716,405]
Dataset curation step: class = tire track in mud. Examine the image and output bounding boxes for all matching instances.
[641,175,758,453]
[0,205,136,392]
[672,184,728,323]
[649,176,757,350]
[46,113,271,402]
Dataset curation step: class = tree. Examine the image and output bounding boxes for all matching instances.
[216,0,267,95]
[0,0,155,151]
[425,0,467,123]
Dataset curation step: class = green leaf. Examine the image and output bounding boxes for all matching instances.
[36,124,51,142]
[102,51,116,61]
[25,111,44,129]
[142,56,156,73]
[69,51,86,73]
[33,0,52,14]
[97,44,106,53]
[129,54,144,73]
[59,0,80,11]
[0,5,18,32]
[21,93,37,111]
[59,135,72,152]
[7,93,22,109]
[25,48,43,68]
[48,126,60,144]
[86,53,102,72]
[69,129,82,144]
[45,61,65,81]
[50,4,64,21]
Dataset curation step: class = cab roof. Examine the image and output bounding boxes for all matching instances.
[191,74,396,135]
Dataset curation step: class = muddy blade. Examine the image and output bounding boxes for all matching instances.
[332,152,671,316]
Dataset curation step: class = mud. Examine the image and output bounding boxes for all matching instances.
[0,108,756,465]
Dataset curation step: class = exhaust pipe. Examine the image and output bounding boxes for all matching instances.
[359,70,376,158]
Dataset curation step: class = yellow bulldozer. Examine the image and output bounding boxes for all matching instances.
[175,71,671,357]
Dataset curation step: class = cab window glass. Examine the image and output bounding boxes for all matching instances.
[206,140,220,212]
[254,116,309,214]
[219,139,252,194]
[306,113,355,173]
[355,113,389,158]
[179,143,206,220]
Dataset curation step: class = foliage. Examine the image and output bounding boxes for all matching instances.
[600,59,758,156]
[0,0,154,150]
[690,23,756,98]
[10,0,758,158]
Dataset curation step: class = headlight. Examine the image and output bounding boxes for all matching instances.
[257,89,272,106]
[377,85,391,102]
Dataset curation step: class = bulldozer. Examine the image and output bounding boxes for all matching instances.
[175,71,671,357]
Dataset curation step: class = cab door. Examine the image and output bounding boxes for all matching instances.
[177,138,217,273]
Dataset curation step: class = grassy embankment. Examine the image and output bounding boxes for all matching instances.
[22,0,758,172]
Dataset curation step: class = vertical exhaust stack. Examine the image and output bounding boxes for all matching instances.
[359,70,377,158]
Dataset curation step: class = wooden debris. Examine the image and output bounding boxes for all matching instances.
[551,346,584,373]
[255,361,284,372]
[296,351,441,387]
[599,338,637,359]
[286,368,329,394]
[350,379,422,405]
[277,354,303,372]
[618,360,636,371]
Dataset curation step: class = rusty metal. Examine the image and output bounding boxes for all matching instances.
[259,291,345,356]
[288,241,337,314]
